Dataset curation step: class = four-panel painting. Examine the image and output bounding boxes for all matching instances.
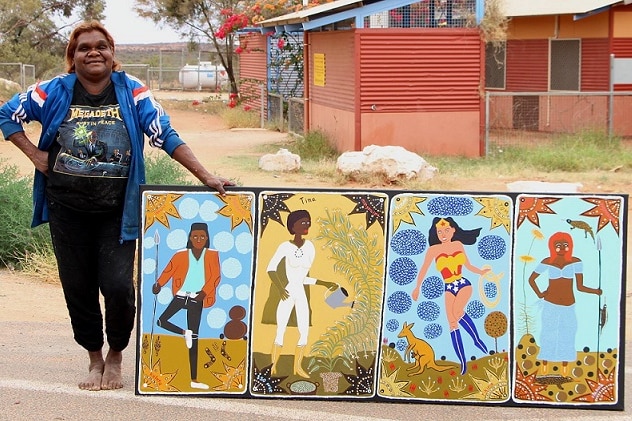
[135,187,626,410]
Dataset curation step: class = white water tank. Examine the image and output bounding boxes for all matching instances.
[178,62,228,89]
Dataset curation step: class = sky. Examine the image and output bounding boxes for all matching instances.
[101,0,186,44]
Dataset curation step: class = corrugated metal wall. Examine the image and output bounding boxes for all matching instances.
[238,34,268,112]
[612,38,632,90]
[581,38,610,91]
[505,40,549,91]
[613,38,632,56]
[309,31,355,111]
[357,28,481,112]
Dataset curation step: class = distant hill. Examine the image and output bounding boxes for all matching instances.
[115,43,220,68]
[117,42,215,51]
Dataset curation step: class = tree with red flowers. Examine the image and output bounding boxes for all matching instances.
[135,0,331,98]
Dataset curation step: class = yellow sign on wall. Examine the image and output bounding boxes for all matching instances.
[313,53,325,87]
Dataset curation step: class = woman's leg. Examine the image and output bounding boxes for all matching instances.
[49,202,104,353]
[445,289,467,374]
[96,211,136,353]
[49,202,106,390]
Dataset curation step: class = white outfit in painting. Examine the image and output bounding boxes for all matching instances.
[267,240,317,346]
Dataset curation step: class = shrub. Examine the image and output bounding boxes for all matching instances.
[0,160,51,268]
[287,130,338,161]
[145,153,193,185]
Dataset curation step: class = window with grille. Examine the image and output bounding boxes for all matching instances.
[485,42,506,89]
[550,39,580,91]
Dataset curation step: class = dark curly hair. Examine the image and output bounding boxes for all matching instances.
[286,210,311,234]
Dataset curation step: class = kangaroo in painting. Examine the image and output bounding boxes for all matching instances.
[397,321,454,376]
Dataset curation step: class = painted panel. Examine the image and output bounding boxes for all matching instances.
[361,111,481,157]
[134,187,627,410]
[378,193,513,403]
[249,191,388,398]
[137,189,255,395]
[512,194,625,407]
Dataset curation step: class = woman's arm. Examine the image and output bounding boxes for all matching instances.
[528,267,545,298]
[460,243,491,276]
[575,271,602,296]
[8,132,49,175]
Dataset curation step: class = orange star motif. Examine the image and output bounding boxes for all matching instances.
[517,196,559,228]
[217,194,253,232]
[141,359,179,392]
[143,193,183,231]
[572,368,616,402]
[580,197,622,235]
[212,359,246,391]
[513,367,551,402]
[392,195,425,231]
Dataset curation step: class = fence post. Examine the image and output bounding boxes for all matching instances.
[260,84,265,129]
[485,91,490,157]
[609,54,615,140]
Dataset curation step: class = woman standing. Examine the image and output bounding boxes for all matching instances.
[0,21,233,391]
[528,231,601,376]
[412,217,490,375]
[262,210,336,377]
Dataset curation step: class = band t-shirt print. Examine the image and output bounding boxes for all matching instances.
[47,82,132,211]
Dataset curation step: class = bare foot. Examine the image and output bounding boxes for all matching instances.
[79,350,104,391]
[101,349,123,390]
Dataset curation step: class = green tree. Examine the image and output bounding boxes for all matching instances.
[0,0,105,79]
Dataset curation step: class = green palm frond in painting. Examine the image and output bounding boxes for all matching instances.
[309,209,384,364]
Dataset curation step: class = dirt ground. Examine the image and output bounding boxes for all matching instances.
[0,93,630,332]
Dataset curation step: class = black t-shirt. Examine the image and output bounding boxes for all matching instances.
[46,81,132,212]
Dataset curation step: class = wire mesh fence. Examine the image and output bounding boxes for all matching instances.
[485,91,632,155]
[268,93,284,131]
[287,98,304,135]
[0,63,36,89]
[366,0,476,28]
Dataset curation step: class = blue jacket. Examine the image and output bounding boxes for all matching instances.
[0,72,185,241]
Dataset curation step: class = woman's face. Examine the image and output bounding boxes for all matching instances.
[436,225,455,243]
[73,30,113,82]
[189,229,208,250]
[554,240,570,255]
[292,217,311,236]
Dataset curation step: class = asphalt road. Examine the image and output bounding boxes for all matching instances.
[1,276,630,420]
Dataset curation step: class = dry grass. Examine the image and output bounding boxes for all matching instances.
[479,0,509,44]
